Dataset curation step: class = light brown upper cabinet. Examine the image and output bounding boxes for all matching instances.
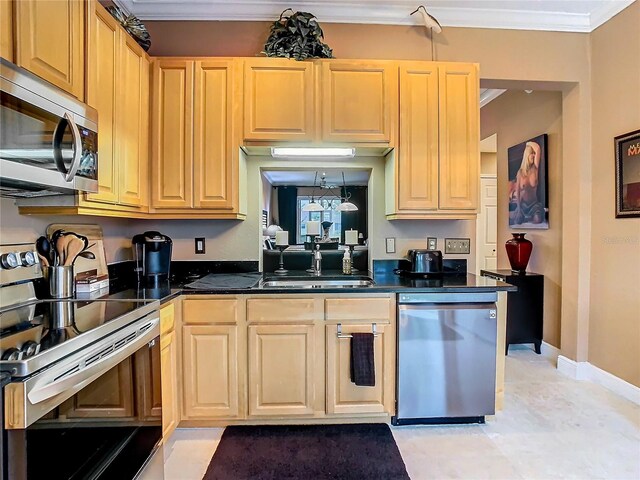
[438,63,480,210]
[244,58,315,142]
[397,63,439,211]
[321,60,397,144]
[83,0,149,210]
[151,58,245,218]
[0,0,13,62]
[388,61,479,219]
[14,0,85,99]
[151,59,193,209]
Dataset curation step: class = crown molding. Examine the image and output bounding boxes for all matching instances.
[114,0,635,33]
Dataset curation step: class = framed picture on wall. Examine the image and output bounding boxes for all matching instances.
[508,133,549,229]
[615,129,640,218]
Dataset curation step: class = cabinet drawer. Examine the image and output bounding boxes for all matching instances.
[160,303,175,335]
[247,298,317,323]
[183,298,239,324]
[325,298,392,322]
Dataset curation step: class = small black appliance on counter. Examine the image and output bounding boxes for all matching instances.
[132,231,172,287]
[406,249,443,275]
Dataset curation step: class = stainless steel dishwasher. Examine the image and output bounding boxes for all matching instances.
[393,292,498,425]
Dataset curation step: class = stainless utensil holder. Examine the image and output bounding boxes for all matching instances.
[48,266,75,298]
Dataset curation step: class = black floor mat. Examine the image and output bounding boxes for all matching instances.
[202,424,410,480]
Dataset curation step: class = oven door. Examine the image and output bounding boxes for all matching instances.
[4,316,161,480]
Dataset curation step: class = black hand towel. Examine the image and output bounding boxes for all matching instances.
[350,333,375,386]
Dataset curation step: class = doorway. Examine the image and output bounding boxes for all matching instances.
[476,134,498,274]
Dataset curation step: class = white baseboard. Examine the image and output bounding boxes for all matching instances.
[557,355,640,405]
[540,341,560,362]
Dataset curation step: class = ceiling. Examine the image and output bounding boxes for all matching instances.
[114,0,635,32]
[262,169,370,186]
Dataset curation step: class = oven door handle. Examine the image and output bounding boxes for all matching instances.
[27,319,159,405]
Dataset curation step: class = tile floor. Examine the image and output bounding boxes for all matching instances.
[159,349,640,479]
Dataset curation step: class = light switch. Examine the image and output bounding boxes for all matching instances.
[385,238,396,254]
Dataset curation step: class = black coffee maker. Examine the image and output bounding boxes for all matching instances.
[132,231,172,287]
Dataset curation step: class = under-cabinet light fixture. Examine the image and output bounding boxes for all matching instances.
[270,147,356,158]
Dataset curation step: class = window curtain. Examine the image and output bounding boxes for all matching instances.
[276,186,298,244]
[340,186,367,243]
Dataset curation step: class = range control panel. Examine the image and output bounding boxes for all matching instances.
[0,243,42,286]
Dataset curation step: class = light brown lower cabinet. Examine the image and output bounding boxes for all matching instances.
[182,325,240,419]
[160,331,179,438]
[247,324,317,417]
[178,294,396,424]
[325,323,395,415]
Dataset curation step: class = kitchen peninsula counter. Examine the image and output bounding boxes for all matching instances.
[106,270,515,303]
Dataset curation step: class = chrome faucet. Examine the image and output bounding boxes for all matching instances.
[313,245,322,276]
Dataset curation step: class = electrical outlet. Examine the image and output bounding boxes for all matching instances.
[444,238,470,254]
[427,237,437,250]
[195,238,206,254]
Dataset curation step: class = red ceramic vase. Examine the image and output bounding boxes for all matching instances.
[505,233,533,273]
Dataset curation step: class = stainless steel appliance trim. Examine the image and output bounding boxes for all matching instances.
[0,159,98,195]
[1,300,160,377]
[0,58,98,130]
[5,314,159,429]
[398,292,497,304]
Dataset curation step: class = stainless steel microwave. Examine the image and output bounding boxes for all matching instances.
[0,58,98,198]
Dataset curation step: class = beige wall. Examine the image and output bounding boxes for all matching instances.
[481,90,564,348]
[0,198,134,263]
[588,3,640,387]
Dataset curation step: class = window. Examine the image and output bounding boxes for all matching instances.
[297,196,342,244]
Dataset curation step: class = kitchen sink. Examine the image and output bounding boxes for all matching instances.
[259,278,375,289]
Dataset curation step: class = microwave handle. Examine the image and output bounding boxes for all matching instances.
[52,112,83,182]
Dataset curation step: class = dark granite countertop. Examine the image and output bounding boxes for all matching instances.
[105,270,515,304]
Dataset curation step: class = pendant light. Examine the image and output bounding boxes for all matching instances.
[336,172,358,212]
[302,172,324,212]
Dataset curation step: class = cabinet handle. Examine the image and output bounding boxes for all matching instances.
[337,323,378,339]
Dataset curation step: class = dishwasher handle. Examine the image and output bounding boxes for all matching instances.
[398,292,497,304]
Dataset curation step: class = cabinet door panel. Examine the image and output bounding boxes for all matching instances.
[1,0,14,62]
[15,0,84,99]
[151,60,194,208]
[321,61,396,143]
[438,64,479,210]
[85,3,119,204]
[248,324,315,416]
[194,60,235,209]
[326,323,394,415]
[183,325,239,418]
[244,59,314,141]
[398,64,439,210]
[161,331,178,438]
[118,36,149,207]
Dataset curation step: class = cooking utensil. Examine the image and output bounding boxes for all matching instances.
[35,236,51,267]
[64,236,86,266]
[77,251,96,260]
[50,229,65,266]
[55,235,70,267]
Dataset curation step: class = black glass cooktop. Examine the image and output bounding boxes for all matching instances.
[0,299,158,376]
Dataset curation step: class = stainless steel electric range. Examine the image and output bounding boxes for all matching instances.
[0,243,162,480]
